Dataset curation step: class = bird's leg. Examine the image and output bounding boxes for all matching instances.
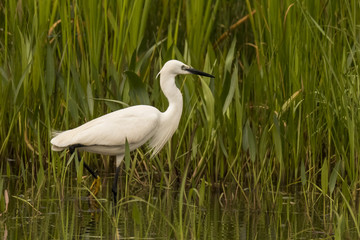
[112,166,121,205]
[112,155,124,205]
[69,146,101,196]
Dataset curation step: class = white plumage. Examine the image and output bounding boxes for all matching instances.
[51,105,161,155]
[50,59,214,200]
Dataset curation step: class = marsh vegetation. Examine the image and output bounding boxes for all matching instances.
[1,0,360,239]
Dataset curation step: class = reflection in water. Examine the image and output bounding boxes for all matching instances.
[0,174,355,239]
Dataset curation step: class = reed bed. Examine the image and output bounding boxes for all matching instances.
[1,0,360,238]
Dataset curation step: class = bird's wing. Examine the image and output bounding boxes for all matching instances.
[51,105,161,149]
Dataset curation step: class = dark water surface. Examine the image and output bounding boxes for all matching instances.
[0,173,353,239]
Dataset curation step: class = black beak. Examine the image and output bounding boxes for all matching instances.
[185,68,215,78]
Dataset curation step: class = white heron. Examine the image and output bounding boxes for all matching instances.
[50,60,214,202]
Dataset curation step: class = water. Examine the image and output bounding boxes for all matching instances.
[0,174,353,239]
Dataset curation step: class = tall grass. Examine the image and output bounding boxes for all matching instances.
[1,0,360,237]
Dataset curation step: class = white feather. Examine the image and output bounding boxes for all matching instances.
[51,60,213,159]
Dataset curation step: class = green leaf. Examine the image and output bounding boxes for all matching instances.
[132,204,141,225]
[222,64,238,114]
[45,46,55,96]
[259,125,268,162]
[86,82,94,116]
[37,164,45,190]
[125,70,150,105]
[242,120,257,163]
[125,139,131,171]
[300,160,307,186]
[200,77,215,129]
[321,160,328,196]
[272,114,283,171]
[199,179,206,206]
[329,161,340,194]
[225,37,236,73]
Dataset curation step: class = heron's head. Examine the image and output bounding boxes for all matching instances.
[157,60,214,78]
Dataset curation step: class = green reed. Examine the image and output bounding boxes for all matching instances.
[1,0,360,238]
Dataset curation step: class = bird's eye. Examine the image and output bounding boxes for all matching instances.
[181,65,186,70]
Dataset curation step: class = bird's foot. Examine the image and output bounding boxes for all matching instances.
[90,176,101,196]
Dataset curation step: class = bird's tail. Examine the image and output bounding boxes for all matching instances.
[51,130,62,137]
[50,130,65,151]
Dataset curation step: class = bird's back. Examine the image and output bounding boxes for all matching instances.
[51,105,161,155]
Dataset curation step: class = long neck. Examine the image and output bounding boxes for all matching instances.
[149,74,183,156]
[160,74,183,116]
